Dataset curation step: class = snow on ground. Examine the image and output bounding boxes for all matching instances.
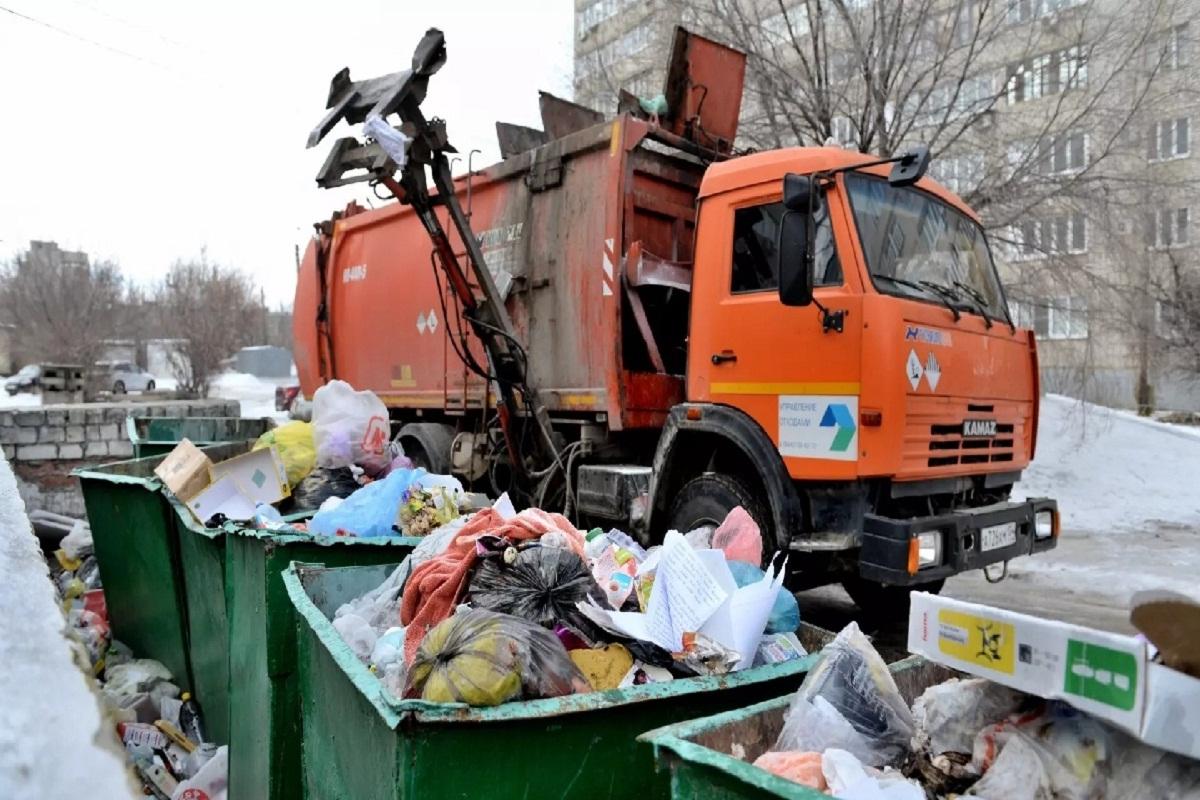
[0,455,138,797]
[0,391,43,410]
[208,371,291,422]
[1014,393,1200,534]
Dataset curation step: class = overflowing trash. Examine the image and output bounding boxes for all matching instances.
[330,496,804,708]
[48,514,227,799]
[152,383,475,539]
[745,621,1200,799]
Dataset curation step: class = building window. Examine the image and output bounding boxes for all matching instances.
[1036,132,1087,174]
[953,1,978,47]
[1010,297,1088,339]
[929,153,985,195]
[831,116,855,146]
[1013,211,1086,258]
[1148,118,1190,161]
[1006,0,1087,25]
[1146,207,1190,248]
[1164,23,1190,69]
[1006,46,1087,103]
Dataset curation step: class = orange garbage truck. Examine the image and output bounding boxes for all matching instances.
[294,27,1058,605]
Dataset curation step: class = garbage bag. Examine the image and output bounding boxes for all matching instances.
[776,622,914,767]
[309,467,426,538]
[969,701,1111,800]
[291,466,361,511]
[405,608,589,706]
[311,380,392,475]
[753,751,827,790]
[727,560,801,634]
[911,677,1027,783]
[712,506,763,565]
[468,544,605,629]
[821,748,925,800]
[253,420,316,487]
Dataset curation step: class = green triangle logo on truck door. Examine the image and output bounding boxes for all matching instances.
[820,403,857,452]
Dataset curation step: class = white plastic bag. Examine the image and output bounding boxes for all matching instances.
[912,677,1027,778]
[311,380,392,475]
[822,749,925,800]
[172,744,228,800]
[776,622,914,767]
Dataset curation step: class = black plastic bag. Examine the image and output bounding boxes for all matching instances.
[290,466,361,511]
[468,544,605,630]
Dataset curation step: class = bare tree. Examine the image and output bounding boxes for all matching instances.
[154,254,264,397]
[0,241,125,368]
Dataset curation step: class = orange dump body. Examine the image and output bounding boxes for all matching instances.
[295,117,700,431]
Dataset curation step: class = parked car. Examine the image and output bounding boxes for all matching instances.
[5,364,41,395]
[95,361,156,393]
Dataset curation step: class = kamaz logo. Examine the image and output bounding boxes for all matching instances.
[963,419,997,437]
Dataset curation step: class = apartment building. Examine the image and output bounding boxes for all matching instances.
[573,0,1200,410]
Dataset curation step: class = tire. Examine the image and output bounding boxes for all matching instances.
[842,575,945,618]
[146,380,156,391]
[666,472,771,557]
[397,422,455,474]
[112,380,126,394]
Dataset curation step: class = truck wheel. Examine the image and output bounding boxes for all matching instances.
[397,422,455,475]
[666,472,771,553]
[841,576,944,618]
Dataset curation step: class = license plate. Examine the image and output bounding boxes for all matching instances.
[980,522,1017,551]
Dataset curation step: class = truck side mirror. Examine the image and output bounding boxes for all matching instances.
[888,145,930,187]
[782,173,817,212]
[777,210,813,307]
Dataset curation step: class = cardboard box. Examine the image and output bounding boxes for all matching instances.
[153,439,213,501]
[908,592,1200,759]
[209,446,289,504]
[187,475,258,522]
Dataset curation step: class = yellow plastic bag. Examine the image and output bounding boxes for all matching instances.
[254,421,316,488]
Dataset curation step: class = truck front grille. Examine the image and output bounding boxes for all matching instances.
[925,422,1015,467]
[902,397,1030,476]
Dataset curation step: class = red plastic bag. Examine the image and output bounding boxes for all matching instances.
[712,506,763,565]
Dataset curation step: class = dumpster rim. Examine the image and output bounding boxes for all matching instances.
[284,560,830,727]
[636,654,936,800]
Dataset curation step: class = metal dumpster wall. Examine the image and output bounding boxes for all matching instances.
[226,534,418,800]
[286,561,835,799]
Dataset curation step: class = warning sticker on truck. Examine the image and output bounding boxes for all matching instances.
[778,395,859,461]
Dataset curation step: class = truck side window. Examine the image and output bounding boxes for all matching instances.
[730,200,842,293]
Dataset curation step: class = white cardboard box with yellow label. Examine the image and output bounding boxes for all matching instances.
[908,592,1200,759]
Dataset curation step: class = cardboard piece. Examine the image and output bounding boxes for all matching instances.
[187,475,258,522]
[153,439,212,501]
[908,592,1200,760]
[209,446,289,503]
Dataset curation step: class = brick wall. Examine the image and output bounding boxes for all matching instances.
[2,399,241,516]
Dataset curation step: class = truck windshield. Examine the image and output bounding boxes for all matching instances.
[845,173,1006,319]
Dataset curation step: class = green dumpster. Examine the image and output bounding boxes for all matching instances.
[284,560,837,800]
[226,529,419,800]
[126,415,274,458]
[74,441,251,721]
[637,657,957,799]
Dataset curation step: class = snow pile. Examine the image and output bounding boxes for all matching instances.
[0,454,137,797]
[209,371,290,422]
[1015,394,1200,533]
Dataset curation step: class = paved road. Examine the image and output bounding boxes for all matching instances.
[793,522,1200,656]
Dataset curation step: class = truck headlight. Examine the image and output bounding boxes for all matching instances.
[1035,509,1057,539]
[917,531,942,568]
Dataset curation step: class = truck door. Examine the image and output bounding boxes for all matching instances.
[689,183,864,478]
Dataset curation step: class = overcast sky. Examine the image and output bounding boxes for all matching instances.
[0,0,574,305]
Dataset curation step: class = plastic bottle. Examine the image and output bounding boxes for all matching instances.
[179,692,207,745]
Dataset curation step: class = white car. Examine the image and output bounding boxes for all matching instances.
[97,361,156,393]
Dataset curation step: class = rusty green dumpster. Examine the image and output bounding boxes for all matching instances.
[75,442,249,709]
[636,657,956,799]
[125,415,274,458]
[284,560,836,800]
[225,529,419,800]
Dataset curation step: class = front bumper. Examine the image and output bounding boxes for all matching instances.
[858,497,1058,585]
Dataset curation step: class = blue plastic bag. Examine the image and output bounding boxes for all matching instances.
[308,467,426,538]
[727,560,801,634]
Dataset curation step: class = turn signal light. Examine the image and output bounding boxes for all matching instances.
[860,410,883,427]
[685,407,703,421]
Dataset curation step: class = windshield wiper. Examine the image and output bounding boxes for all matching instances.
[914,279,966,322]
[950,281,994,329]
[875,275,962,321]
